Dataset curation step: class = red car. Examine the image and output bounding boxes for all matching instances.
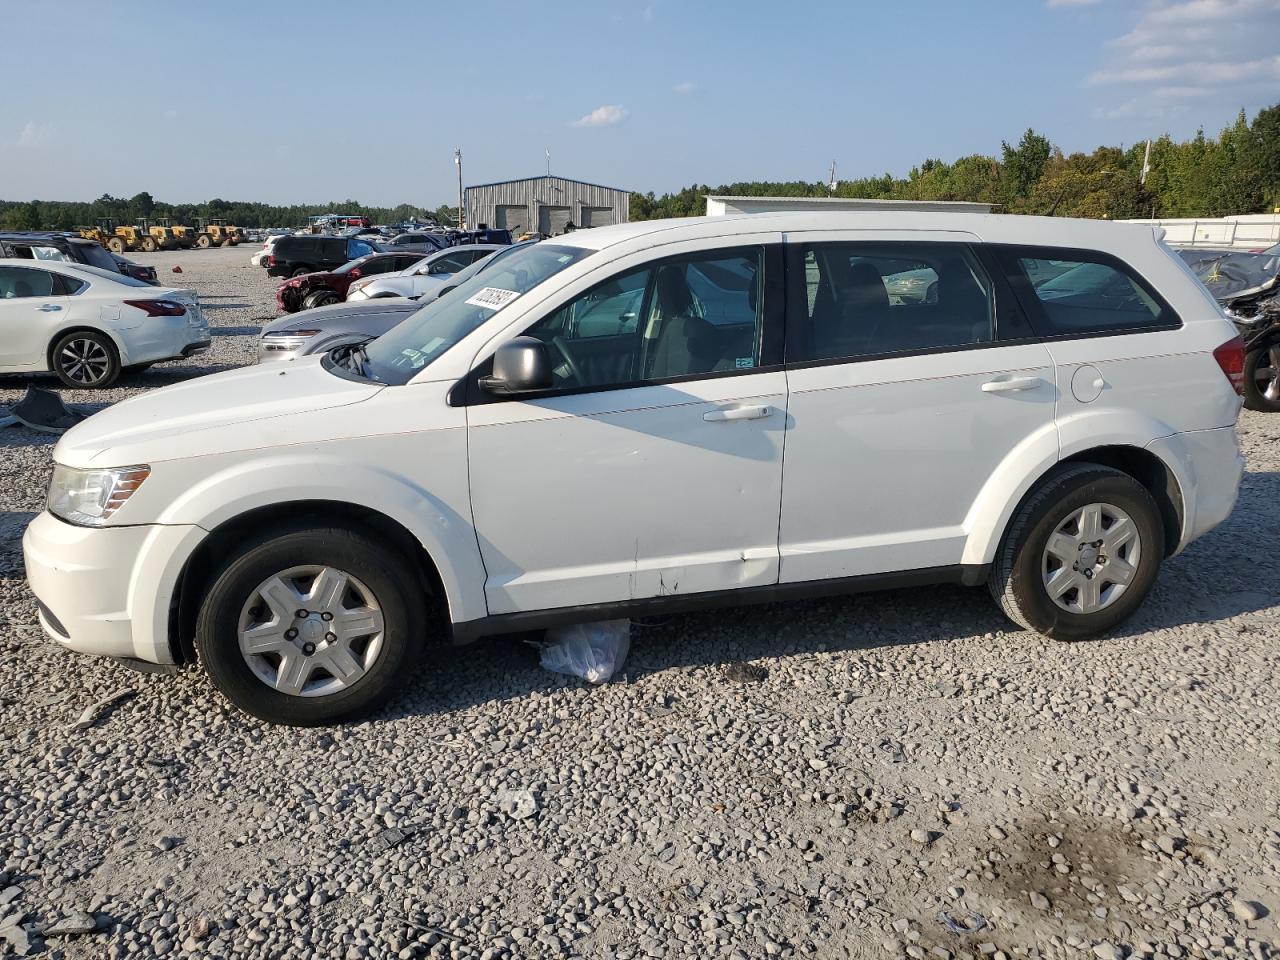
[275,251,425,312]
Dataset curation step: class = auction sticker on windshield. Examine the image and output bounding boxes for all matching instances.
[465,287,521,310]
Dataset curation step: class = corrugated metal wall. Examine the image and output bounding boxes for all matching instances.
[464,177,629,235]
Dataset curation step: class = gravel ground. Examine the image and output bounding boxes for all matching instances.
[1,245,1278,959]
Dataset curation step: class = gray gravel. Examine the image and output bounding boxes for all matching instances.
[2,245,1278,959]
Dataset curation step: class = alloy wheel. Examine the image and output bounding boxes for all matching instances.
[1041,502,1142,615]
[59,338,111,385]
[237,565,385,697]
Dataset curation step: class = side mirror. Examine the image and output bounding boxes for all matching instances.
[478,337,552,395]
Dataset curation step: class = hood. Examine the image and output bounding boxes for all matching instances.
[54,357,383,467]
[1181,250,1280,303]
[260,298,418,336]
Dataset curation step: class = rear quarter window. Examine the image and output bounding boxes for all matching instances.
[997,245,1179,338]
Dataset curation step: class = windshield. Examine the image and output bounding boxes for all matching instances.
[361,243,592,384]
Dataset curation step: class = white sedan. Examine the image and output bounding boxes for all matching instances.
[0,259,210,388]
[345,244,502,301]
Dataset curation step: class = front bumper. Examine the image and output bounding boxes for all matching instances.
[23,512,204,664]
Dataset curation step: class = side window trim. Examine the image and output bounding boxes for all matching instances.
[988,243,1183,341]
[459,242,785,406]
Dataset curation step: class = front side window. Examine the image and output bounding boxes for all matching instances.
[0,266,55,298]
[518,247,763,391]
[1011,251,1173,335]
[793,242,994,362]
[361,243,593,384]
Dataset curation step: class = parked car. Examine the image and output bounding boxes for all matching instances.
[381,232,451,254]
[1,231,158,285]
[275,252,428,313]
[250,234,289,268]
[261,245,535,361]
[109,253,159,285]
[345,244,502,301]
[0,259,209,387]
[1178,247,1280,411]
[23,213,1244,725]
[259,298,422,362]
[266,235,379,278]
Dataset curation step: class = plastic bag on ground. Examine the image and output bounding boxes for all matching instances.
[539,620,630,684]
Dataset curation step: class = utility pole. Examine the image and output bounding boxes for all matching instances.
[454,148,464,229]
[828,160,838,192]
[1140,139,1152,186]
[546,147,551,177]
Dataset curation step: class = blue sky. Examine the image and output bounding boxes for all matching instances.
[2,0,1277,206]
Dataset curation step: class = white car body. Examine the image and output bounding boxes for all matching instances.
[250,235,284,267]
[0,259,210,379]
[24,212,1243,714]
[345,244,501,301]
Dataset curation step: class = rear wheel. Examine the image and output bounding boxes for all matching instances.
[196,234,212,249]
[51,330,121,388]
[290,266,313,278]
[140,236,158,253]
[106,237,125,254]
[196,526,427,725]
[1242,345,1280,412]
[989,464,1164,641]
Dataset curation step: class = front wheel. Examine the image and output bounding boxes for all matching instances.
[1242,344,1280,412]
[196,526,427,725]
[302,289,341,310]
[989,464,1164,641]
[51,330,121,388]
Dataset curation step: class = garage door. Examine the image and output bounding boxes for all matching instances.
[581,206,615,228]
[538,205,572,236]
[495,205,529,234]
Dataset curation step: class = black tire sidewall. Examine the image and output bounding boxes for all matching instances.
[1242,346,1280,412]
[197,529,425,725]
[51,330,120,388]
[1007,472,1164,641]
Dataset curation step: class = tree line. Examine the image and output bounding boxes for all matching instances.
[629,104,1280,222]
[3,103,1276,233]
[0,195,459,232]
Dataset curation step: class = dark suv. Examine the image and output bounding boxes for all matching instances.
[0,232,159,284]
[267,235,378,278]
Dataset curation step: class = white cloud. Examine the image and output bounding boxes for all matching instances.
[1048,0,1103,7]
[16,121,54,148]
[1086,0,1280,115]
[673,81,697,95]
[570,104,628,128]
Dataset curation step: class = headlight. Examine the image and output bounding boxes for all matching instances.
[47,464,150,526]
[349,278,373,293]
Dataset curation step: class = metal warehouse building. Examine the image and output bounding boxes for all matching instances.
[464,176,630,236]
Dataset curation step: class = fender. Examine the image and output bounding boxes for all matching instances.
[961,408,1187,566]
[125,450,488,663]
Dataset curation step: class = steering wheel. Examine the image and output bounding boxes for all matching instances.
[550,335,585,385]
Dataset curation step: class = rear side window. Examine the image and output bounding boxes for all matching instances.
[54,273,87,295]
[1000,248,1178,337]
[790,242,995,362]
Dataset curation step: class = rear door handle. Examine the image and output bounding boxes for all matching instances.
[703,404,773,422]
[38,303,62,312]
[981,376,1041,393]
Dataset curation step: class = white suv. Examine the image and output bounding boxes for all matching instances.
[23,213,1245,725]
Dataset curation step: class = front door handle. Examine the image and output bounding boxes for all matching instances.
[38,303,62,312]
[981,376,1041,393]
[703,404,773,422]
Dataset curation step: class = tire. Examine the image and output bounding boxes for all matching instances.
[196,234,212,249]
[1242,344,1280,412]
[303,289,341,310]
[989,464,1164,641]
[140,236,158,253]
[290,266,313,278]
[196,525,428,725]
[50,330,121,388]
[106,237,125,254]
